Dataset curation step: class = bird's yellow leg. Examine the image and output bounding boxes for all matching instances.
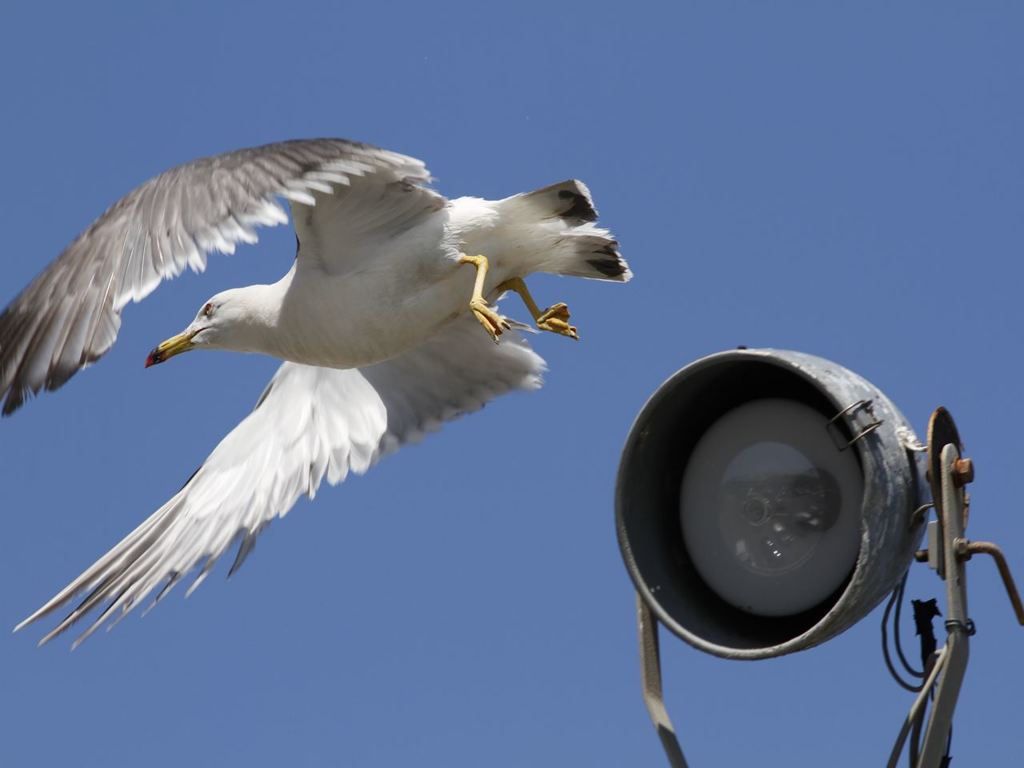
[494,277,578,340]
[458,254,510,342]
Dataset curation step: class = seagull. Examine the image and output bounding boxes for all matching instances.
[3,138,630,647]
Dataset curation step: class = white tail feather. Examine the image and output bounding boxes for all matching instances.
[498,180,631,282]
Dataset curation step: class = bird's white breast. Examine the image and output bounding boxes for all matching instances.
[268,199,521,370]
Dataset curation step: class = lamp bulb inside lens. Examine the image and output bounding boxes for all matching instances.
[680,399,863,617]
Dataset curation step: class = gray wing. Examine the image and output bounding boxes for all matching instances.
[0,138,437,415]
[291,164,446,276]
[15,314,545,647]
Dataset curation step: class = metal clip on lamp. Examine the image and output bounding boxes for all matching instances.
[615,349,1023,768]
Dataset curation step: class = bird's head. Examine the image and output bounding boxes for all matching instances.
[145,288,266,367]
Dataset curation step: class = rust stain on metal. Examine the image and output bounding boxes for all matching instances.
[952,457,974,487]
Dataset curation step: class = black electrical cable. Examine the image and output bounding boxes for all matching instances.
[881,573,925,692]
[882,573,957,766]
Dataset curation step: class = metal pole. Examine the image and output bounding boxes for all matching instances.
[637,594,688,768]
[917,444,971,768]
[886,647,946,768]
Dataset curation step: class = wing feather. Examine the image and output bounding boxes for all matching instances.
[292,170,446,276]
[16,315,544,647]
[0,138,436,415]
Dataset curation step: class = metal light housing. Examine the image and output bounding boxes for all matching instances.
[616,349,927,660]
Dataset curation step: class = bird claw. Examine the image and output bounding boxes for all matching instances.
[536,303,578,340]
[469,298,511,342]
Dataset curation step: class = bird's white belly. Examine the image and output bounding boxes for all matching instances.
[274,258,489,369]
[268,203,530,370]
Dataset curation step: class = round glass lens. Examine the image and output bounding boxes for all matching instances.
[680,398,863,617]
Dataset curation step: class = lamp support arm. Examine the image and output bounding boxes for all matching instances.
[637,595,688,768]
[914,443,972,768]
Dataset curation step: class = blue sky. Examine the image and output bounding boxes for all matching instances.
[1,2,1021,765]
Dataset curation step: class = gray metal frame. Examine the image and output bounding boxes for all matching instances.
[885,443,969,767]
[620,351,1021,766]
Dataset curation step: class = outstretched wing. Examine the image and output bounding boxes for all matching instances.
[15,314,545,647]
[292,166,446,277]
[0,138,435,416]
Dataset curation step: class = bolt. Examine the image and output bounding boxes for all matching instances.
[953,457,974,487]
[954,537,970,558]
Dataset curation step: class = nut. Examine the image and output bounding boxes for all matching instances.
[953,457,975,487]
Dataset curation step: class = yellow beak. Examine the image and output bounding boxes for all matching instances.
[145,330,197,368]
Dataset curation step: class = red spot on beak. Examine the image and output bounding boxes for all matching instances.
[145,350,160,368]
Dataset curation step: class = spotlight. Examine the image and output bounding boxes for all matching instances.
[616,348,1022,767]
[617,348,924,659]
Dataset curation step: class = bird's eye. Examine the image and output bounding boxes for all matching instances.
[202,303,214,318]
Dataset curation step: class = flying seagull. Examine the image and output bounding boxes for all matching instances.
[4,138,630,647]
